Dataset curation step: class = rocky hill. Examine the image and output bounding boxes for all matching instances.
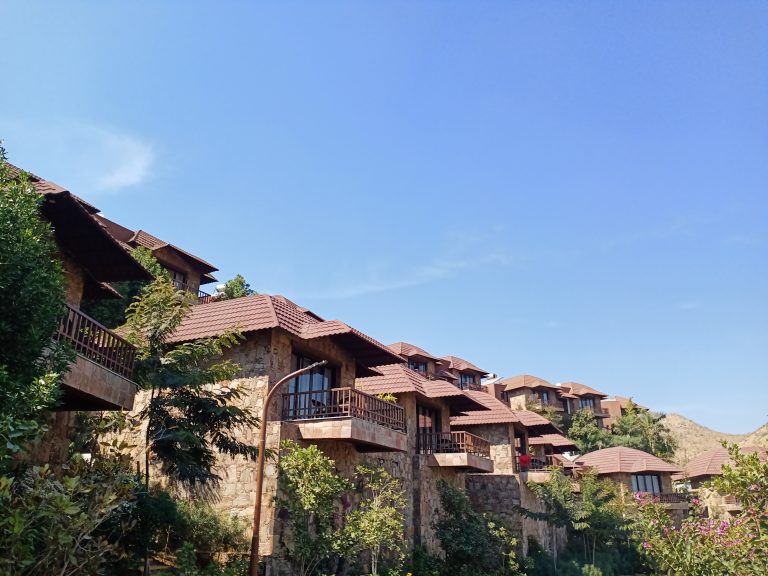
[662,413,768,465]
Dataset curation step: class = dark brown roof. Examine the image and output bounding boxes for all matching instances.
[357,364,489,413]
[4,162,153,284]
[450,390,520,425]
[559,382,608,398]
[168,294,403,368]
[502,374,558,393]
[682,445,767,480]
[96,215,218,281]
[440,355,488,375]
[576,447,681,475]
[387,342,440,362]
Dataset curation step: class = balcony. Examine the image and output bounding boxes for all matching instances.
[282,387,407,452]
[418,431,494,472]
[171,280,214,304]
[55,304,137,410]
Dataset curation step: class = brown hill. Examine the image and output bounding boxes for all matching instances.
[662,414,768,465]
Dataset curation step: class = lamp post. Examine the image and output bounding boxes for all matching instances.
[248,360,327,576]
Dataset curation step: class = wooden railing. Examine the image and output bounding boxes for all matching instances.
[418,431,491,457]
[171,280,213,304]
[56,304,136,379]
[517,454,555,471]
[282,387,406,433]
[656,492,689,504]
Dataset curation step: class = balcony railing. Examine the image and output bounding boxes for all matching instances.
[56,304,136,379]
[517,454,555,471]
[171,280,214,304]
[282,387,406,433]
[418,431,491,457]
[655,492,689,504]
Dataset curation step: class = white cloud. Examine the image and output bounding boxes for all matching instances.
[0,119,155,194]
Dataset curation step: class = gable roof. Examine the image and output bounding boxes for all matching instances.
[356,364,489,413]
[450,390,520,425]
[4,162,153,284]
[528,433,578,451]
[387,342,440,362]
[559,381,608,398]
[502,374,558,393]
[682,445,767,480]
[440,355,488,375]
[576,447,680,475]
[168,294,403,368]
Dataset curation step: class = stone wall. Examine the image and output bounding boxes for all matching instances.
[60,251,85,307]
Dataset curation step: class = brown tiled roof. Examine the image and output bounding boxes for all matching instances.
[502,374,558,392]
[440,355,488,375]
[515,410,563,433]
[552,454,580,469]
[559,382,608,398]
[387,342,439,361]
[168,294,403,368]
[450,390,520,425]
[576,447,681,475]
[682,446,767,480]
[529,433,577,450]
[356,364,489,413]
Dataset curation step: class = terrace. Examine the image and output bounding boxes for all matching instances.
[418,430,494,472]
[282,387,408,452]
[55,304,137,410]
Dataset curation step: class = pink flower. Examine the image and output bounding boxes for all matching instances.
[691,498,700,506]
[642,542,652,549]
[718,521,730,536]
[634,491,643,502]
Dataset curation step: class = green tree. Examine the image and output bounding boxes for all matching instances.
[218,274,255,300]
[276,441,352,576]
[339,464,406,575]
[124,277,260,489]
[609,402,677,461]
[567,410,611,455]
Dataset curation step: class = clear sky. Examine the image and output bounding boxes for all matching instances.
[2,2,766,433]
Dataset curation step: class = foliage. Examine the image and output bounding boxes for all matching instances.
[124,276,260,488]
[218,274,255,300]
[80,246,167,328]
[567,410,611,454]
[277,441,353,576]
[0,447,138,576]
[609,401,677,460]
[158,542,247,576]
[434,479,524,576]
[524,397,564,429]
[172,500,248,556]
[338,464,406,575]
[631,443,768,575]
[375,393,399,403]
[0,149,71,457]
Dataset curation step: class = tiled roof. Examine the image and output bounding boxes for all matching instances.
[576,447,681,475]
[528,433,577,449]
[387,342,439,361]
[682,445,767,480]
[356,364,489,412]
[440,355,488,375]
[450,390,520,425]
[559,381,608,398]
[502,374,558,392]
[515,410,563,432]
[168,294,403,368]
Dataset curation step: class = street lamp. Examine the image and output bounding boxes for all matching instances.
[248,360,327,576]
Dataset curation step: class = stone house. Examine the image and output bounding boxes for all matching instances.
[556,382,610,425]
[6,163,153,462]
[499,374,571,414]
[602,395,647,428]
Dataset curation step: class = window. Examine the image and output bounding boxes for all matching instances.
[631,474,661,494]
[417,404,441,434]
[459,373,475,389]
[408,360,428,374]
[539,391,550,403]
[170,269,187,290]
[580,397,596,410]
[286,353,338,417]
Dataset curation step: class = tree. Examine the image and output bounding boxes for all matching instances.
[0,150,69,436]
[124,275,260,489]
[609,402,677,461]
[340,464,406,575]
[218,274,255,300]
[567,410,611,455]
[276,441,352,576]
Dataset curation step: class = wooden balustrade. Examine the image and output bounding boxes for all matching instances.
[418,431,491,457]
[171,279,213,304]
[282,387,406,433]
[655,492,689,504]
[56,304,136,379]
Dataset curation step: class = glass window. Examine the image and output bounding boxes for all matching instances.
[408,360,427,374]
[580,397,596,410]
[287,353,338,418]
[459,373,475,389]
[631,474,661,494]
[539,391,550,403]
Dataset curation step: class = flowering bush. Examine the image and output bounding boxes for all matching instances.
[631,443,768,575]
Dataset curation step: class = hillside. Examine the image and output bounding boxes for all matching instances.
[663,413,768,465]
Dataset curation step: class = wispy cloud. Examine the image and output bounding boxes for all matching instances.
[1,119,155,194]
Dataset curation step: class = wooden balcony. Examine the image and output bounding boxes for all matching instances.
[54,304,137,410]
[418,431,494,472]
[172,280,214,304]
[282,387,407,452]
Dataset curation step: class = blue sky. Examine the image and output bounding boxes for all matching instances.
[2,2,766,433]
